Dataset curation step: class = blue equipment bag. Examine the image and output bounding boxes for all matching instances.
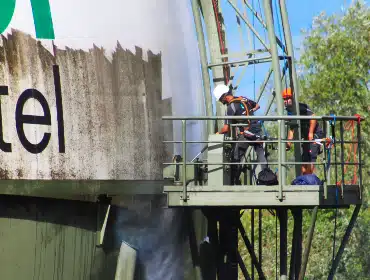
[291,174,323,186]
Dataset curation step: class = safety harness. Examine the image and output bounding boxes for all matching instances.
[228,96,252,134]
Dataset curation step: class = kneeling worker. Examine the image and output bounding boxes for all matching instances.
[213,84,267,185]
[282,88,324,175]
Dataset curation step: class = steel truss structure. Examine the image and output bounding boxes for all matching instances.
[162,0,366,279]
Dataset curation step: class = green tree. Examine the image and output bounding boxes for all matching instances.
[239,2,369,279]
[297,1,370,279]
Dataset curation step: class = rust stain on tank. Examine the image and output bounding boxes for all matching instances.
[50,170,67,180]
[16,168,23,178]
[0,168,10,179]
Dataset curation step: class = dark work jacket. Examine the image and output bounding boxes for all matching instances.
[288,103,323,139]
[225,96,261,135]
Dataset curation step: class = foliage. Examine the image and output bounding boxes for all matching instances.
[298,1,370,117]
[298,0,369,190]
[298,2,370,278]
[239,1,370,279]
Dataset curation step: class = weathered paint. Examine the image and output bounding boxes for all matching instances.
[0,32,164,180]
[0,0,206,180]
[1,0,206,174]
[0,193,196,280]
[0,1,206,279]
[0,195,98,280]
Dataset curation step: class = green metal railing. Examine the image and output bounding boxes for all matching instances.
[163,115,364,202]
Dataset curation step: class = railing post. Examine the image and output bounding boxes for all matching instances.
[323,120,328,199]
[277,120,283,200]
[357,121,362,199]
[182,120,188,202]
[339,121,345,198]
[263,0,287,190]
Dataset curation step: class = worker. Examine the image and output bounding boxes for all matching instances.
[282,87,324,175]
[213,84,267,185]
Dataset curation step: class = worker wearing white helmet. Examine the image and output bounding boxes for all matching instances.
[213,84,231,104]
[213,84,267,185]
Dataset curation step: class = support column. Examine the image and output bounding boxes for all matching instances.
[199,0,227,129]
[289,209,302,280]
[278,209,288,280]
[219,210,239,280]
[279,0,302,175]
[251,209,255,279]
[279,0,301,108]
[200,208,218,280]
[263,0,287,186]
[258,209,263,269]
[191,0,214,134]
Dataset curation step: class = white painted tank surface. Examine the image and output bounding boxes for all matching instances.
[0,1,207,279]
[0,0,206,180]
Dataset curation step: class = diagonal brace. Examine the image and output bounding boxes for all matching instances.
[238,220,267,280]
[238,251,252,280]
[227,0,270,52]
[327,205,361,280]
[243,0,287,53]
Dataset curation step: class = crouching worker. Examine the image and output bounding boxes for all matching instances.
[213,84,267,185]
[282,88,324,175]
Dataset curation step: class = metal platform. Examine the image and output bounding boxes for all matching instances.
[164,185,361,207]
[163,115,364,209]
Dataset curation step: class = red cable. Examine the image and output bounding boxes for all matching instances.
[336,116,360,186]
[211,0,229,84]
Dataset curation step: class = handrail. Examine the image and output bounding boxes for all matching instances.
[163,115,365,121]
[164,140,359,144]
[164,162,361,166]
[164,115,364,202]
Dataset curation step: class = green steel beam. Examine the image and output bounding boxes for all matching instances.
[199,0,227,129]
[219,49,268,59]
[327,205,361,280]
[298,206,319,280]
[262,0,287,190]
[191,0,214,134]
[243,0,287,53]
[164,186,361,207]
[279,0,302,177]
[227,0,270,51]
[278,209,288,280]
[239,220,267,280]
[0,179,165,199]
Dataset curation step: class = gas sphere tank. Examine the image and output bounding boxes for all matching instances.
[0,1,205,279]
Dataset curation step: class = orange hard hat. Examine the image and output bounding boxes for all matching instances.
[282,88,293,99]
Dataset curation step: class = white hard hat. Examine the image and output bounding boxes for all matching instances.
[213,84,230,101]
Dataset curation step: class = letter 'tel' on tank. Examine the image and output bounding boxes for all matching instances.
[15,89,52,154]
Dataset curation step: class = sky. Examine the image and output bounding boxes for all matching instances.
[206,0,355,115]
